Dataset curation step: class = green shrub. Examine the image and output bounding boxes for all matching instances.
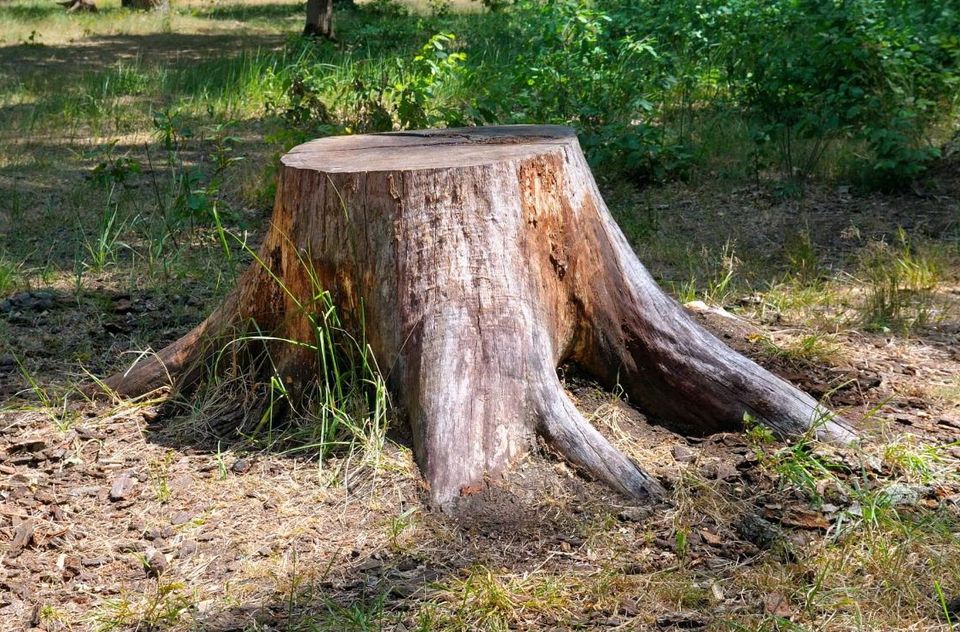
[267,0,959,188]
[723,0,960,185]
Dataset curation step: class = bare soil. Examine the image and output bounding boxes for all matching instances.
[2,166,959,628]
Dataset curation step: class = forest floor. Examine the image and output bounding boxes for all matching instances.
[2,1,960,631]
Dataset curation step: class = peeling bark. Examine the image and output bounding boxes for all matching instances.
[101,125,855,509]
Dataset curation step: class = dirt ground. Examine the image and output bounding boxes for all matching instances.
[2,167,959,629]
[2,7,960,630]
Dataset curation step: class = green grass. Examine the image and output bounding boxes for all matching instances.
[0,256,23,296]
[858,229,947,333]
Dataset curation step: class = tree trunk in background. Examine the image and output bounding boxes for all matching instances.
[59,0,97,12]
[303,0,334,39]
[121,0,168,10]
[101,126,855,511]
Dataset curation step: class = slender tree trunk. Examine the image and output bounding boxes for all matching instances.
[303,0,334,39]
[59,0,97,12]
[101,126,855,510]
[121,0,168,10]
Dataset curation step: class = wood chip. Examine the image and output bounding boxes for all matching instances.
[767,507,830,530]
[7,439,47,454]
[108,472,135,501]
[9,519,34,556]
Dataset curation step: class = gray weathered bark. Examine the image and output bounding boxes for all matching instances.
[101,126,855,510]
[303,0,334,39]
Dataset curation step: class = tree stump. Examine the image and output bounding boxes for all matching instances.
[103,125,855,509]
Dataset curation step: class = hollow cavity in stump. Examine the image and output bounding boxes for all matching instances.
[102,125,855,509]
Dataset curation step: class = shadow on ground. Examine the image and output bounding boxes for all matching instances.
[0,32,287,74]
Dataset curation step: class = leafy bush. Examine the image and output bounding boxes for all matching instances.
[721,0,960,185]
[270,0,959,188]
[269,33,468,140]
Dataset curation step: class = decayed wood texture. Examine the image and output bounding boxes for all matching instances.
[103,125,855,508]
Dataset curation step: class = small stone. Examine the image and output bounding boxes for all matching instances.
[170,511,191,526]
[81,557,109,567]
[736,513,779,549]
[115,541,145,553]
[109,473,135,501]
[145,551,167,577]
[881,483,929,506]
[671,445,696,463]
[712,461,739,481]
[143,529,163,541]
[231,458,251,474]
[178,540,198,559]
[618,506,654,523]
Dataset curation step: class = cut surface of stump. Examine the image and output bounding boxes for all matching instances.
[102,125,855,509]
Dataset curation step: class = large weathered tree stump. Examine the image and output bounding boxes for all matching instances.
[103,125,854,508]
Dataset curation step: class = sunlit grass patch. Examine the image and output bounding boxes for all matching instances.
[751,331,844,366]
[857,229,949,333]
[0,255,24,296]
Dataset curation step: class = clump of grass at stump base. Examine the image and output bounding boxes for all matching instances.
[98,125,855,511]
[164,257,390,461]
